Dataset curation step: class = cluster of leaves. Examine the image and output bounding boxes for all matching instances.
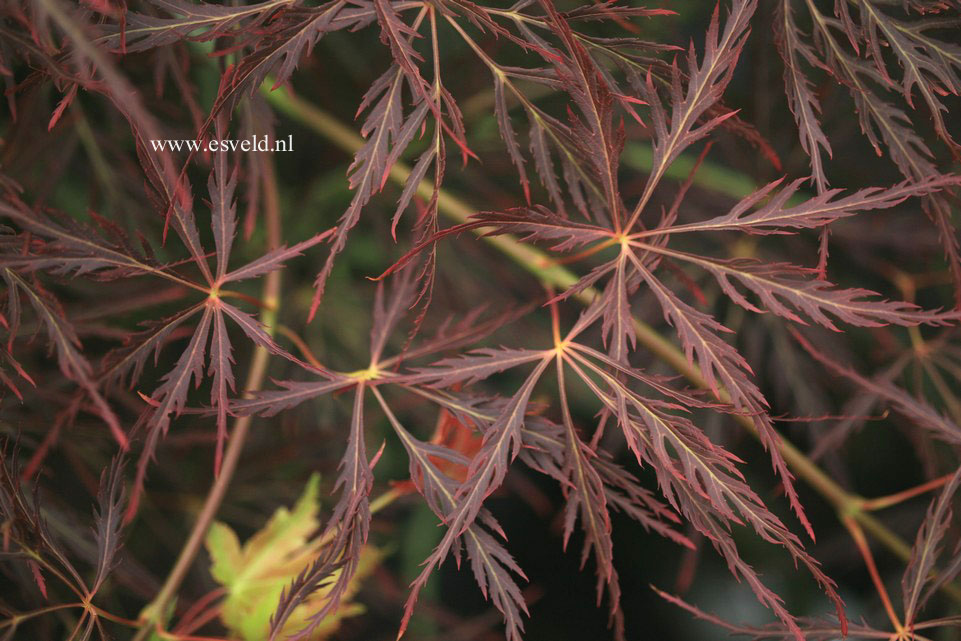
[1,0,960,640]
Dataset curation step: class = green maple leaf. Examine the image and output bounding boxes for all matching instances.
[205,474,381,640]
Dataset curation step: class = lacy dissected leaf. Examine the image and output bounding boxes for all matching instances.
[520,412,692,549]
[8,1,961,640]
[0,199,172,282]
[774,0,832,192]
[1,268,126,449]
[210,136,237,282]
[203,122,333,289]
[100,304,203,390]
[801,5,938,178]
[327,387,374,546]
[372,0,427,99]
[269,385,377,641]
[796,330,961,447]
[493,73,532,203]
[539,0,624,224]
[564,14,780,171]
[91,456,126,595]
[643,249,960,329]
[39,0,211,282]
[568,340,722,411]
[220,230,334,285]
[626,254,816,537]
[529,110,575,213]
[375,209,607,282]
[561,351,844,639]
[560,2,675,22]
[369,265,417,363]
[375,389,528,641]
[146,304,213,436]
[801,2,961,301]
[902,467,961,627]
[132,139,315,453]
[470,206,611,251]
[552,361,620,623]
[405,347,551,387]
[628,256,755,410]
[400,356,551,639]
[135,298,296,486]
[643,175,961,237]
[461,526,529,640]
[0,441,90,598]
[206,473,382,641]
[232,378,349,417]
[308,64,429,319]
[655,588,870,641]
[444,9,608,217]
[214,1,377,116]
[237,273,508,421]
[371,0,468,172]
[208,305,235,474]
[856,0,961,151]
[392,303,531,366]
[627,0,758,231]
[599,254,637,364]
[101,0,293,53]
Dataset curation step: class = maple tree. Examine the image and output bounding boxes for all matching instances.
[1,0,961,640]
